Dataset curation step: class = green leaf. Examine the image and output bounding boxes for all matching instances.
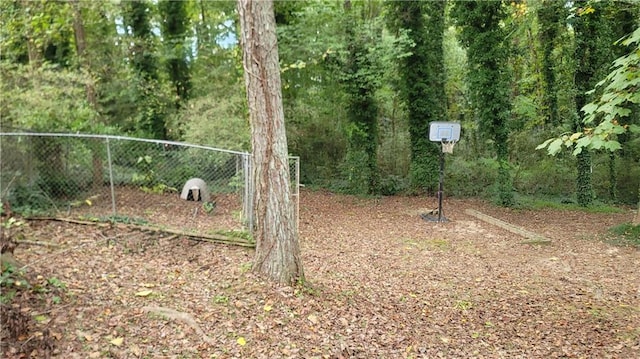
[569,132,582,141]
[603,141,622,152]
[575,136,591,150]
[535,138,554,150]
[612,124,626,135]
[34,315,48,323]
[590,137,604,150]
[547,138,563,155]
[572,146,583,156]
[581,102,598,115]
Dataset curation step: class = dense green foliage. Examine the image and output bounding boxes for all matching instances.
[341,1,382,195]
[536,1,640,207]
[537,0,564,126]
[386,1,446,194]
[452,0,514,206]
[159,0,191,106]
[0,0,638,207]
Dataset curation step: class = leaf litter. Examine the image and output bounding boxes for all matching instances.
[1,190,639,358]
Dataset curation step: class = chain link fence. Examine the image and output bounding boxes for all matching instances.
[1,133,300,238]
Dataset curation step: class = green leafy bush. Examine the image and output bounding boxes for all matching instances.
[379,175,409,196]
[179,95,250,152]
[5,183,55,216]
[514,157,576,197]
[445,157,498,197]
[334,150,372,195]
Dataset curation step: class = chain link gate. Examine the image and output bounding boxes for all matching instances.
[1,133,300,239]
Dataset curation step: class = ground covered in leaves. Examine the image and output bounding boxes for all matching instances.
[2,190,639,358]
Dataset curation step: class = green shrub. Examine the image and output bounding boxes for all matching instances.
[6,183,55,216]
[514,157,576,197]
[445,157,498,197]
[615,158,640,205]
[334,150,371,195]
[379,175,409,196]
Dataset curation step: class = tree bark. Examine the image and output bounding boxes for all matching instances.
[237,0,304,284]
[71,0,97,107]
[21,0,41,69]
[71,0,103,189]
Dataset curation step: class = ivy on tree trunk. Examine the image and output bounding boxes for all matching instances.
[342,0,380,195]
[159,0,191,108]
[453,0,514,206]
[537,0,564,126]
[386,1,446,194]
[572,0,621,207]
[124,0,166,139]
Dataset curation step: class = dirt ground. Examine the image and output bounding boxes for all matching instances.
[2,190,639,358]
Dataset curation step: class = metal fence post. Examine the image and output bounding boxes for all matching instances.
[105,137,116,216]
[243,153,253,232]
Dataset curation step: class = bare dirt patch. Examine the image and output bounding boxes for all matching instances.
[2,190,639,358]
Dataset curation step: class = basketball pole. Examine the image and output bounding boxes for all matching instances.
[425,121,459,223]
[437,140,445,222]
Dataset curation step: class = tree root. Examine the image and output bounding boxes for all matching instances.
[15,239,61,248]
[142,306,215,345]
[27,217,255,247]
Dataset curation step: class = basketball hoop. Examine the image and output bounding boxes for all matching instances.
[425,121,461,223]
[441,140,456,154]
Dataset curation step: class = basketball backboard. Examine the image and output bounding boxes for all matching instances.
[429,122,461,142]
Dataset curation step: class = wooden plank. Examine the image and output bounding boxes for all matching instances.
[464,209,552,244]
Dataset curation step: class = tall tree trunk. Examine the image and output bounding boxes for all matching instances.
[342,0,380,195]
[537,0,563,126]
[452,1,514,206]
[160,0,191,108]
[237,0,304,284]
[71,0,102,190]
[71,0,97,107]
[386,1,446,194]
[124,0,166,139]
[572,0,619,207]
[21,0,41,69]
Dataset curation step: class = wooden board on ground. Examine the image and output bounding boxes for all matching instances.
[464,209,552,244]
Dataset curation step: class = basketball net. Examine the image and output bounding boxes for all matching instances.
[441,140,456,154]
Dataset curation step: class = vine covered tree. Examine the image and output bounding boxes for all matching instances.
[538,26,640,224]
[453,0,514,206]
[123,0,167,139]
[386,0,447,193]
[570,0,631,206]
[341,0,382,195]
[237,0,304,284]
[159,0,191,107]
[537,0,565,127]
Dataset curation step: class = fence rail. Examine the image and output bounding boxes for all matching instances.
[1,133,300,238]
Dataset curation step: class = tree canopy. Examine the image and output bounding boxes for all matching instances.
[0,0,638,208]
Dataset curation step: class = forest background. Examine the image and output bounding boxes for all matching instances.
[1,0,639,209]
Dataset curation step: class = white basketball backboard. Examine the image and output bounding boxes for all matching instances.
[429,122,461,142]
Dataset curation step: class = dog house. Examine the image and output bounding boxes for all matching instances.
[180,178,211,202]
